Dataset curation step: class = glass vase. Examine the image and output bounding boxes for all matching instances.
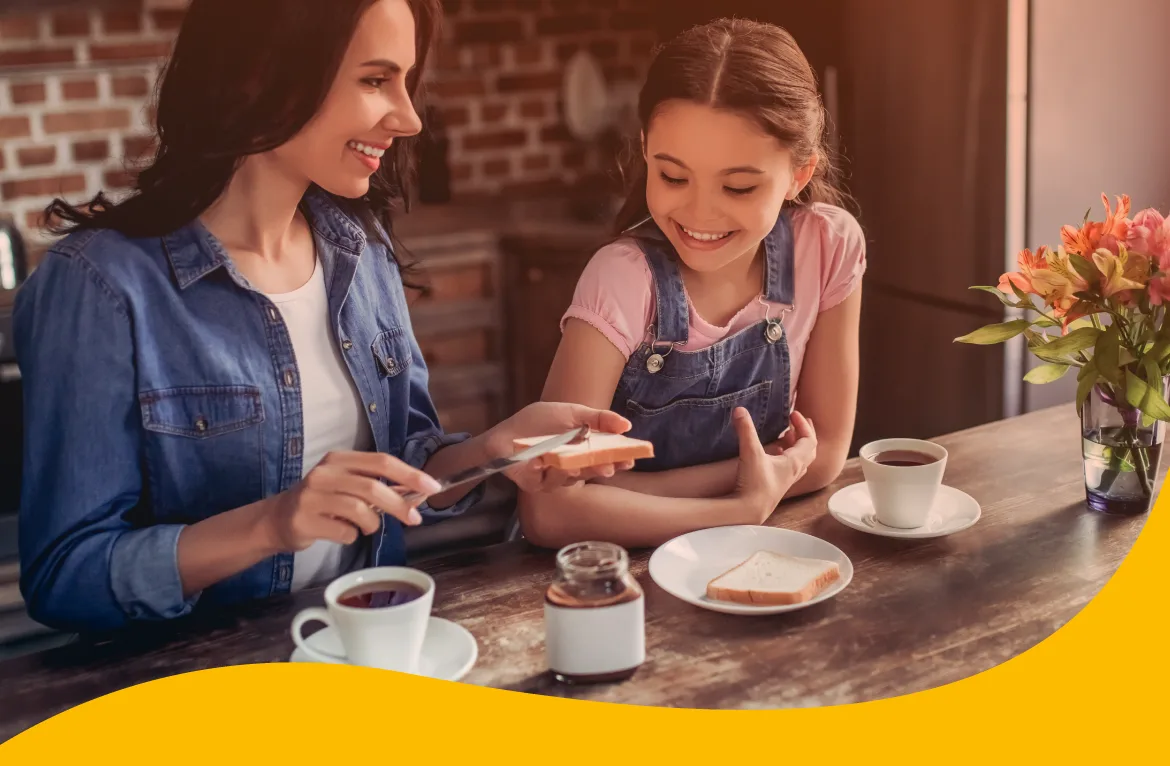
[1081,380,1167,515]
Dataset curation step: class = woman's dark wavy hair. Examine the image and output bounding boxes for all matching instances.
[44,0,442,273]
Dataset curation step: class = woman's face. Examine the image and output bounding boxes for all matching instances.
[272,0,423,198]
[643,100,815,274]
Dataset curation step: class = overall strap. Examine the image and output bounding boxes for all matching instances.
[762,207,796,305]
[624,216,690,346]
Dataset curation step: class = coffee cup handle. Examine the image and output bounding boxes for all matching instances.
[291,607,348,664]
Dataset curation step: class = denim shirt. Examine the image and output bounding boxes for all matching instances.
[13,188,482,633]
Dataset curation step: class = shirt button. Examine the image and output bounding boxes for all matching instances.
[385,357,397,371]
[267,306,278,323]
[368,403,377,413]
[341,340,353,350]
[194,417,208,433]
[279,565,291,582]
[283,370,295,387]
[289,438,302,457]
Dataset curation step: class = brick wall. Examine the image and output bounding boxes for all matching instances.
[0,0,657,253]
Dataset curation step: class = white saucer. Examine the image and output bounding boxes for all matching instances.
[648,525,853,615]
[289,616,477,682]
[828,482,981,539]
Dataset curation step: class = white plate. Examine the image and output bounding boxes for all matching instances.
[289,616,477,682]
[648,526,853,615]
[828,482,981,539]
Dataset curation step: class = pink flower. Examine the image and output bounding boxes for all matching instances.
[1127,208,1170,262]
[1148,276,1170,306]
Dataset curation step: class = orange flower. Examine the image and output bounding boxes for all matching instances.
[997,246,1048,295]
[1091,244,1149,298]
[1050,297,1090,331]
[1060,193,1131,256]
[1030,246,1090,302]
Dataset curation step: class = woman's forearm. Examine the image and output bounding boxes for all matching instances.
[418,433,495,510]
[518,482,752,550]
[176,499,281,598]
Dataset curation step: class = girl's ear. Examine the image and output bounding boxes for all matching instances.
[788,152,819,200]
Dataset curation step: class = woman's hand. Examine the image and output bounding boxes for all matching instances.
[486,401,636,493]
[260,451,443,552]
[732,408,818,524]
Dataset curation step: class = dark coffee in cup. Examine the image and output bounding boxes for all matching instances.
[872,450,939,467]
[338,581,425,609]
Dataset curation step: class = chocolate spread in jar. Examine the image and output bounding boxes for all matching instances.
[544,542,646,684]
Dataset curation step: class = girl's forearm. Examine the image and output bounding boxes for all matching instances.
[517,482,755,550]
[591,459,738,498]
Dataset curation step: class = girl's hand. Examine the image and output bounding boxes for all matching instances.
[260,451,443,551]
[486,401,635,492]
[733,408,818,524]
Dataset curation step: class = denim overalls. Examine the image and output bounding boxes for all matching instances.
[610,210,796,472]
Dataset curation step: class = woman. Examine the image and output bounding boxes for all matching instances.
[14,0,630,634]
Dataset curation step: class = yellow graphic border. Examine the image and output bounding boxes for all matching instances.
[2,488,1165,763]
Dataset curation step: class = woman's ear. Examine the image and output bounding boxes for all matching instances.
[788,152,819,200]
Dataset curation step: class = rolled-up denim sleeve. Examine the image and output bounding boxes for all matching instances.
[15,250,198,633]
[397,317,484,523]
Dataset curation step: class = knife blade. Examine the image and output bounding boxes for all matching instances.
[395,425,591,506]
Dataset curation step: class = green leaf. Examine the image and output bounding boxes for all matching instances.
[1010,280,1035,307]
[1141,355,1165,396]
[969,285,1028,310]
[1124,369,1170,422]
[1067,316,1096,332]
[1033,316,1060,328]
[1024,363,1070,384]
[1095,324,1122,384]
[1068,252,1100,285]
[954,319,1032,345]
[1076,360,1100,419]
[1037,326,1101,357]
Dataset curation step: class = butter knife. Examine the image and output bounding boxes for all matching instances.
[396,424,591,506]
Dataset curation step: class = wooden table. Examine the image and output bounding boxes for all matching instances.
[0,406,1158,739]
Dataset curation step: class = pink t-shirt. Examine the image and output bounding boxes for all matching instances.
[561,202,866,404]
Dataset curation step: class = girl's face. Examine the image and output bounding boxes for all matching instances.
[272,0,423,198]
[643,100,815,274]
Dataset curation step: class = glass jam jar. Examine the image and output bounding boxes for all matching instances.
[544,541,645,684]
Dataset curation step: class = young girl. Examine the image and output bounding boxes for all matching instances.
[519,18,865,549]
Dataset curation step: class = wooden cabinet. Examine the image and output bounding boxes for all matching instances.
[402,231,507,437]
[500,232,605,413]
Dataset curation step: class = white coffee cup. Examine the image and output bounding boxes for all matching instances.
[858,438,948,528]
[290,566,434,672]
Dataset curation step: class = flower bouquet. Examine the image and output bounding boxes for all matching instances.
[957,194,1170,514]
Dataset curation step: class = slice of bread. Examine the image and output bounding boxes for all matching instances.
[705,550,840,606]
[512,432,655,471]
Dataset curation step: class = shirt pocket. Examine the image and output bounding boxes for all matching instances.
[139,385,266,516]
[370,328,414,380]
[625,380,773,471]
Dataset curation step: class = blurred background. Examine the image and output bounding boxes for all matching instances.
[1,0,1169,652]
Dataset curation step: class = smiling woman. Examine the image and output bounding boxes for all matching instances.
[13,0,632,635]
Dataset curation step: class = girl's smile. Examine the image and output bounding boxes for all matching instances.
[674,220,740,251]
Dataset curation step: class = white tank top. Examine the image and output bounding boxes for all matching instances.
[264,257,375,591]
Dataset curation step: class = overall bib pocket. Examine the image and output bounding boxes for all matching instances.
[625,380,774,471]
